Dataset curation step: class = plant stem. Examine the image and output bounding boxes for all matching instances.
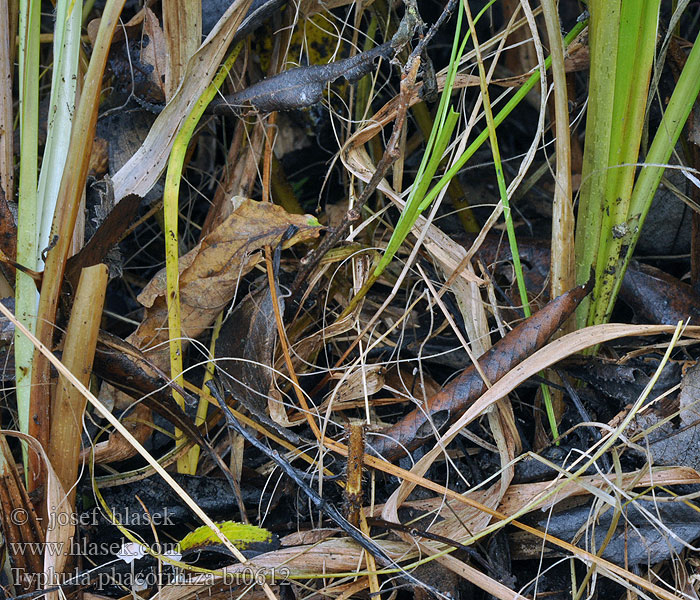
[587,0,660,327]
[607,25,700,321]
[163,43,242,474]
[29,0,127,489]
[573,2,621,328]
[15,0,40,479]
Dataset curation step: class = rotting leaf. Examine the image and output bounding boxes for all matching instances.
[619,261,700,325]
[468,232,700,325]
[562,354,681,405]
[215,280,302,444]
[92,331,249,517]
[370,280,592,462]
[208,43,393,114]
[93,331,215,449]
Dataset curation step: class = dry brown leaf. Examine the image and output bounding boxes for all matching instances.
[141,8,168,96]
[135,199,320,357]
[328,365,385,403]
[96,200,321,461]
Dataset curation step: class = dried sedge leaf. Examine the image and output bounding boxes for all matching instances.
[154,538,414,600]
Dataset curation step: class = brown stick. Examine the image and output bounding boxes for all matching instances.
[48,264,108,506]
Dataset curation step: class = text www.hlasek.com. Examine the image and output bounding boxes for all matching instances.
[9,538,171,557]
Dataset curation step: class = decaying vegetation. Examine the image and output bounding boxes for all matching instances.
[2,1,700,599]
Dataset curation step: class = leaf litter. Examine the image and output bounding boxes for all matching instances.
[3,2,700,600]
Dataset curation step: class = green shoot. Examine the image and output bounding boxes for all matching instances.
[163,43,243,474]
[15,0,41,474]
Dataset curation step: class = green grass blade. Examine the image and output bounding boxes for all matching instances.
[421,20,588,213]
[573,1,621,327]
[606,25,700,320]
[163,43,243,474]
[587,0,660,327]
[15,0,41,473]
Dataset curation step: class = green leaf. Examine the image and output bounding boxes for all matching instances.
[178,521,278,554]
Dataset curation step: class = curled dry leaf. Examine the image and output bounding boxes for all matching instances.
[370,280,592,462]
[96,200,321,461]
[135,200,320,367]
[328,365,385,403]
[215,283,301,444]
